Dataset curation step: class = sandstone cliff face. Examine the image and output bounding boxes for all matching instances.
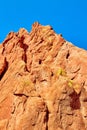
[0,22,87,130]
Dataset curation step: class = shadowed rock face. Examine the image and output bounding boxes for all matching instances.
[0,22,87,130]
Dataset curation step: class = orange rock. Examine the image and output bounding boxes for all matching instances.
[0,22,87,130]
[0,55,7,79]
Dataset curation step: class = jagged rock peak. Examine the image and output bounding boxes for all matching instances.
[0,23,87,130]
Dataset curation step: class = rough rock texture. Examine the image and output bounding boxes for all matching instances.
[0,22,87,130]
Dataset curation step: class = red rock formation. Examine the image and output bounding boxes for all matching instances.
[0,22,87,130]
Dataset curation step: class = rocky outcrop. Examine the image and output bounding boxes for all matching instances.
[0,22,87,130]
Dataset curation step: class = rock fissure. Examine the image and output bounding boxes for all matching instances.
[0,58,8,80]
[66,51,70,59]
[69,91,81,110]
[13,93,29,98]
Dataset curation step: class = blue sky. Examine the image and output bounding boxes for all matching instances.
[0,0,87,50]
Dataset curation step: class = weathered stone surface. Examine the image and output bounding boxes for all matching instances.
[0,22,87,130]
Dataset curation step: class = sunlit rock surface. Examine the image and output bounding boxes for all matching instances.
[0,22,87,130]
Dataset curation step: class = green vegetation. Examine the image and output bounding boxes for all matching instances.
[22,80,31,87]
[56,67,80,94]
[73,84,81,94]
[56,67,66,77]
[68,79,73,87]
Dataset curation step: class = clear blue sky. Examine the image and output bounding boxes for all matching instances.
[0,0,87,50]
